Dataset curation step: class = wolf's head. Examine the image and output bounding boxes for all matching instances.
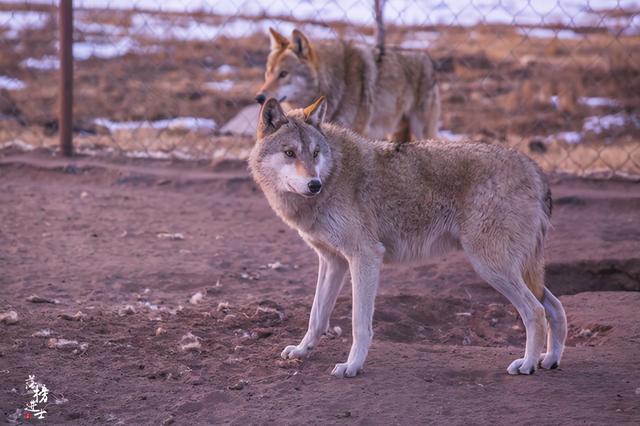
[249,96,332,199]
[255,28,319,108]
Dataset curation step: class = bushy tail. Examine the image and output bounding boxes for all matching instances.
[522,170,552,300]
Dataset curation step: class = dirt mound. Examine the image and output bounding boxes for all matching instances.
[1,152,639,424]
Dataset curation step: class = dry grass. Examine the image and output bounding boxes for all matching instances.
[0,5,638,176]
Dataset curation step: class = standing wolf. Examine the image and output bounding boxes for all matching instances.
[249,97,567,378]
[255,28,440,141]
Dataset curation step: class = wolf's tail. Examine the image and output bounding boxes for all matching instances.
[522,169,552,301]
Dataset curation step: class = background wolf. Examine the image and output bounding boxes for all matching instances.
[256,28,441,141]
[249,97,568,378]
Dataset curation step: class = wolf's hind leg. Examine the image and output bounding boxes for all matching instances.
[281,251,348,360]
[466,254,547,375]
[539,287,567,369]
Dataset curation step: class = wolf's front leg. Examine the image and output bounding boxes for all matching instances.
[281,251,348,359]
[331,246,383,378]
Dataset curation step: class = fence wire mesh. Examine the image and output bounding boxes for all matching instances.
[0,1,639,177]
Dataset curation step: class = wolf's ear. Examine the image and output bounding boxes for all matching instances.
[257,98,289,139]
[303,96,327,128]
[269,27,289,50]
[291,29,312,58]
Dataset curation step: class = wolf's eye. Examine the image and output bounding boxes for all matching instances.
[278,70,289,79]
[313,150,319,158]
[284,150,295,158]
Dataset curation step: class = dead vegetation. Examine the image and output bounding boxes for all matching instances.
[0,4,638,177]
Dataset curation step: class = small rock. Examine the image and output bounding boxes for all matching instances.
[157,232,184,240]
[179,332,202,352]
[189,290,205,305]
[27,295,59,304]
[276,359,302,368]
[223,314,237,324]
[32,329,53,338]
[578,328,593,338]
[268,261,285,271]
[0,310,18,325]
[335,411,351,419]
[251,328,273,339]
[217,302,230,312]
[155,326,167,336]
[228,379,249,390]
[80,191,89,198]
[328,325,342,338]
[47,338,88,353]
[162,416,175,425]
[118,305,136,316]
[58,311,87,321]
[138,301,159,311]
[255,306,285,321]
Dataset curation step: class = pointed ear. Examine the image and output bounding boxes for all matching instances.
[303,96,327,128]
[269,27,289,51]
[257,98,289,139]
[291,29,312,58]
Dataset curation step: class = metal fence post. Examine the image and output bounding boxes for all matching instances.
[59,0,73,157]
[374,0,386,60]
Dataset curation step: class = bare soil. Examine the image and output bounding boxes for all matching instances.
[1,149,639,425]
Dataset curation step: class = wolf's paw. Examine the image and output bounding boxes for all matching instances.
[507,358,536,375]
[331,362,361,378]
[280,344,309,359]
[538,353,560,370]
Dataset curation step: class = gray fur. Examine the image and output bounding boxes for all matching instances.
[250,98,567,377]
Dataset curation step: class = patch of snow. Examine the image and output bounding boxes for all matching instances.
[75,20,124,35]
[0,76,25,90]
[551,131,582,145]
[399,30,438,49]
[21,56,58,70]
[579,97,619,108]
[518,27,581,39]
[206,80,235,91]
[95,117,217,132]
[438,129,466,142]
[0,10,49,38]
[216,64,238,75]
[583,113,640,134]
[130,13,337,41]
[73,37,137,60]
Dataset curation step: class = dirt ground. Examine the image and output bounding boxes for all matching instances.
[1,148,639,425]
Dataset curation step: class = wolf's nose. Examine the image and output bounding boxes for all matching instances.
[307,180,322,194]
[255,93,266,104]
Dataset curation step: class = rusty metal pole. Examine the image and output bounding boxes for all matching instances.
[374,0,386,62]
[59,0,73,157]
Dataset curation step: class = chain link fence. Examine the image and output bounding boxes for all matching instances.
[1,1,639,177]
